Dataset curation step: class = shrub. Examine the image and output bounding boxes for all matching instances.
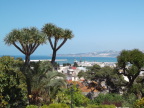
[26,105,38,108]
[0,96,8,108]
[48,103,69,108]
[122,93,137,107]
[41,105,49,108]
[92,93,124,107]
[86,104,116,108]
[53,86,89,107]
[134,97,144,108]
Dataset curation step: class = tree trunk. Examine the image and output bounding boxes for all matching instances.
[24,54,32,104]
[26,77,32,104]
[25,54,30,67]
[51,50,57,65]
[127,71,140,88]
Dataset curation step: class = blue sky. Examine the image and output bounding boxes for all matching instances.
[0,0,144,55]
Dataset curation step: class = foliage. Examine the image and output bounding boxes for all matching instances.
[48,103,69,108]
[83,65,125,93]
[42,23,74,64]
[77,70,85,78]
[63,63,71,66]
[72,88,89,107]
[134,97,144,108]
[4,27,46,66]
[53,85,90,107]
[4,27,47,104]
[41,105,49,108]
[31,61,66,105]
[82,49,144,98]
[26,104,69,108]
[84,64,101,80]
[86,104,116,108]
[91,93,124,107]
[122,93,137,107]
[0,56,27,107]
[53,89,71,104]
[0,96,8,108]
[33,61,53,74]
[117,49,144,98]
[73,62,78,67]
[26,105,38,108]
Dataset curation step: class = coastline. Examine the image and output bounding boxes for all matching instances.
[0,55,117,64]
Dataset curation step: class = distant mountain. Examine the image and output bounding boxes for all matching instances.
[57,50,120,57]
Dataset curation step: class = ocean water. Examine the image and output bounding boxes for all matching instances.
[4,55,117,64]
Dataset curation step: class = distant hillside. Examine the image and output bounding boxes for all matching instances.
[57,50,120,57]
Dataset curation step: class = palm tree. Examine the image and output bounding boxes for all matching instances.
[4,27,46,103]
[31,61,66,104]
[42,23,74,65]
[40,71,66,103]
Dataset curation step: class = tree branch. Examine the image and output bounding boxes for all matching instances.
[54,38,58,50]
[20,41,26,53]
[31,42,37,51]
[56,38,67,51]
[48,37,54,50]
[29,44,32,52]
[13,42,25,54]
[26,44,29,55]
[30,43,40,54]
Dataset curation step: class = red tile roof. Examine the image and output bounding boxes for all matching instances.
[70,67,77,70]
[67,80,98,92]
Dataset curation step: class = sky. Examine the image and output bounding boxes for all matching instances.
[0,0,144,56]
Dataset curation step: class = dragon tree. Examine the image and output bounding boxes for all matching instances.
[4,27,46,103]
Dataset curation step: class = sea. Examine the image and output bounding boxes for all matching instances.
[2,55,117,64]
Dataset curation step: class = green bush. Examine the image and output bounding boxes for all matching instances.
[0,56,27,108]
[91,93,123,107]
[26,105,38,108]
[122,93,137,107]
[48,103,69,108]
[86,104,116,108]
[53,86,89,107]
[41,105,49,108]
[0,96,8,108]
[134,97,144,108]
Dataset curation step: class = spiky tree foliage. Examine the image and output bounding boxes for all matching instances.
[4,27,46,103]
[42,23,74,65]
[4,27,46,66]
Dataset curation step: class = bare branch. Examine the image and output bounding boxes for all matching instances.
[13,42,25,54]
[56,38,67,51]
[26,44,29,55]
[54,38,58,50]
[30,43,40,54]
[48,37,54,50]
[19,41,26,53]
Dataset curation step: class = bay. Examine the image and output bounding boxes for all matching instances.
[2,55,117,64]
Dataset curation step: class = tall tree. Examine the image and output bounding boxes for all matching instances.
[117,49,144,87]
[81,65,126,93]
[42,23,74,65]
[4,27,46,103]
[117,49,144,98]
